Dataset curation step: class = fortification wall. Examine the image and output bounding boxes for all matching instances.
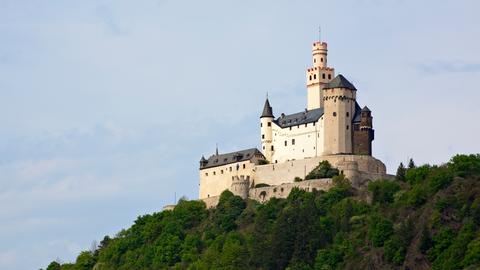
[254,155,387,187]
[201,196,220,209]
[249,178,333,203]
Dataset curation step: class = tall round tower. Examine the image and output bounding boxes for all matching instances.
[323,74,357,155]
[306,41,335,110]
[260,98,274,162]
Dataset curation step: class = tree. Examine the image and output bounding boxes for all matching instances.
[368,216,394,247]
[368,180,400,204]
[46,261,61,270]
[396,162,406,181]
[408,158,416,169]
[305,161,339,180]
[75,251,96,270]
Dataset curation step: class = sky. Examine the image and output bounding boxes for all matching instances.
[0,0,479,269]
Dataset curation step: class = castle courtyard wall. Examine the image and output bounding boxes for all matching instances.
[254,154,388,187]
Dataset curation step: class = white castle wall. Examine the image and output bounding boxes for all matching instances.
[254,154,389,187]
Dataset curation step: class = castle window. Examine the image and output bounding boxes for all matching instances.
[236,164,239,171]
[263,146,265,150]
[333,112,337,117]
[314,59,316,63]
[243,164,246,169]
[260,123,262,127]
[305,124,307,127]
[289,127,292,130]
[313,74,316,79]
[346,112,350,117]
[229,167,232,172]
[313,122,316,126]
[309,75,312,80]
[268,122,271,127]
[275,160,278,163]
[205,173,208,176]
[221,170,224,174]
[271,145,274,151]
[213,171,216,175]
[262,134,265,139]
[321,58,323,62]
[322,73,326,79]
[292,139,295,145]
[346,125,349,130]
[328,74,332,79]
[284,141,287,146]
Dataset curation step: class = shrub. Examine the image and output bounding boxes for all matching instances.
[405,165,431,185]
[428,167,453,192]
[368,216,394,247]
[305,161,339,180]
[294,177,303,182]
[368,180,400,204]
[332,174,351,189]
[384,236,406,265]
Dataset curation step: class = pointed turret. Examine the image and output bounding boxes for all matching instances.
[260,98,274,118]
[199,156,208,168]
[361,106,371,112]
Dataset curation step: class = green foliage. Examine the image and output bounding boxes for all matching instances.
[332,174,351,189]
[368,215,393,247]
[405,164,430,185]
[448,154,480,177]
[395,162,406,181]
[46,154,480,270]
[305,161,339,180]
[384,236,406,265]
[74,251,96,270]
[408,158,416,169]
[431,221,476,270]
[368,180,400,204]
[46,261,61,270]
[462,234,480,267]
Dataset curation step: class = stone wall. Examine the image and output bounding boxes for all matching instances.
[249,178,333,203]
[254,154,388,187]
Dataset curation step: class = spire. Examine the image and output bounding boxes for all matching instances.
[260,98,274,118]
[215,144,219,156]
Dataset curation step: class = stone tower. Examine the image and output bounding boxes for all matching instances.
[306,41,335,110]
[260,98,274,162]
[353,106,374,155]
[323,74,357,155]
[231,175,250,199]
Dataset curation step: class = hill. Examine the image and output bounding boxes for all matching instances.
[44,154,480,270]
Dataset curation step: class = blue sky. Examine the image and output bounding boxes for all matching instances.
[1,0,479,269]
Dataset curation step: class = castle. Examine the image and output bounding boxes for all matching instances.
[197,38,392,208]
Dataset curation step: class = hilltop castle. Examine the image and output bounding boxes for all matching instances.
[197,39,391,207]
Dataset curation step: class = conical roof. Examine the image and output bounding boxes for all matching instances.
[260,98,274,118]
[324,74,357,90]
[361,106,371,112]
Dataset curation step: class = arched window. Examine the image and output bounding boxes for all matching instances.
[313,74,317,79]
[322,73,325,79]
[309,75,312,80]
[328,74,332,79]
[321,58,324,62]
[271,145,274,151]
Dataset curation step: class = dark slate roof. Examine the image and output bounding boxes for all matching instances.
[274,108,324,128]
[260,98,274,118]
[352,102,362,123]
[200,148,264,170]
[324,74,357,90]
[362,106,371,112]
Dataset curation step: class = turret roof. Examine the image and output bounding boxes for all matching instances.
[361,106,371,112]
[324,74,357,90]
[260,98,274,118]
